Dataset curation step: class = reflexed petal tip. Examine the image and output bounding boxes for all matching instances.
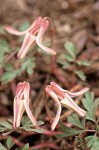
[61,94,86,117]
[36,20,56,55]
[4,26,25,36]
[66,87,89,98]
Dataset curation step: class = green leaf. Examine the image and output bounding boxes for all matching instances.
[22,143,29,150]
[82,91,98,122]
[67,113,85,129]
[22,118,44,127]
[58,60,70,69]
[0,143,7,150]
[37,121,44,126]
[64,41,77,58]
[0,39,11,53]
[27,64,34,75]
[3,63,14,71]
[91,138,99,150]
[1,71,17,84]
[85,135,94,141]
[0,127,7,132]
[85,136,99,149]
[82,92,94,112]
[19,21,30,31]
[77,60,90,66]
[7,136,14,149]
[0,121,13,129]
[85,136,95,148]
[21,58,35,75]
[64,54,75,62]
[22,126,44,133]
[75,70,86,81]
[57,55,71,69]
[56,121,82,138]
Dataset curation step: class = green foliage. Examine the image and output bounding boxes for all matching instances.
[0,39,11,64]
[21,118,44,133]
[82,91,99,122]
[58,41,90,81]
[0,143,7,150]
[19,21,30,31]
[21,57,35,75]
[1,70,19,84]
[75,70,86,81]
[0,121,13,130]
[56,91,99,149]
[7,136,14,149]
[0,137,29,150]
[56,121,82,138]
[85,135,99,150]
[64,41,77,58]
[21,143,29,150]
[0,56,36,84]
[77,60,90,66]
[67,113,85,129]
[0,39,11,53]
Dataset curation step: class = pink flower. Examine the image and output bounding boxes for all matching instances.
[5,16,56,59]
[45,82,89,130]
[13,81,37,128]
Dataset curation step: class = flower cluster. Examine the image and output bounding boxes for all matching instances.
[14,81,89,130]
[5,16,89,130]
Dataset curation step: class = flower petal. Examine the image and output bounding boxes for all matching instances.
[45,87,61,130]
[36,20,56,55]
[60,94,86,117]
[4,16,42,36]
[4,26,26,36]
[50,82,65,99]
[65,88,89,98]
[13,98,25,128]
[50,82,89,99]
[17,32,36,59]
[23,81,37,126]
[24,98,37,126]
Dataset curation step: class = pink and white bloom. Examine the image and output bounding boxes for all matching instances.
[5,16,56,59]
[45,82,89,130]
[13,81,37,128]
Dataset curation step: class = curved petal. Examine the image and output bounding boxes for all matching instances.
[61,94,86,117]
[4,26,26,36]
[17,32,36,59]
[65,88,89,98]
[50,82,89,99]
[45,87,61,130]
[36,20,56,55]
[24,98,37,126]
[4,16,42,36]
